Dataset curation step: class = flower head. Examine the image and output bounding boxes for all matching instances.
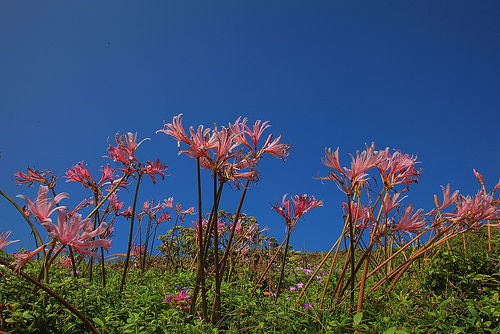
[16,185,68,223]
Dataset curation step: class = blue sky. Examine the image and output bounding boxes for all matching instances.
[1,1,499,253]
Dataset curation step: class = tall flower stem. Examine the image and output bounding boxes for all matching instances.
[141,216,152,273]
[119,173,143,294]
[190,158,207,319]
[276,227,292,299]
[211,174,223,325]
[0,189,45,263]
[68,245,78,278]
[218,179,250,280]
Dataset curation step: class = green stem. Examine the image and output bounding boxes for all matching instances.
[119,173,143,294]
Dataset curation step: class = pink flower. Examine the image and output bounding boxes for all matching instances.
[447,192,499,226]
[65,161,94,188]
[164,286,191,309]
[0,231,19,250]
[98,164,118,185]
[59,256,72,269]
[344,143,386,185]
[43,211,111,257]
[382,192,405,215]
[394,204,425,233]
[14,168,50,186]
[16,185,68,223]
[272,194,323,226]
[323,147,343,174]
[439,184,459,209]
[156,114,191,144]
[291,194,323,220]
[163,197,174,210]
[143,159,168,184]
[13,245,45,272]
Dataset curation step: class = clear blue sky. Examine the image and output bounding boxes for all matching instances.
[1,1,499,253]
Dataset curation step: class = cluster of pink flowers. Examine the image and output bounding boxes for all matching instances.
[157,114,290,185]
[272,194,323,227]
[163,286,191,309]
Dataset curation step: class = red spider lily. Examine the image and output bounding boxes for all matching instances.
[140,200,163,219]
[143,159,167,184]
[16,185,68,223]
[130,244,145,260]
[106,132,149,165]
[163,197,174,210]
[185,124,217,159]
[119,206,133,219]
[156,113,191,144]
[59,256,72,269]
[98,164,119,185]
[164,286,191,309]
[446,192,499,226]
[14,168,50,186]
[344,143,386,185]
[273,194,323,226]
[272,194,292,225]
[65,161,94,188]
[108,190,124,213]
[291,194,323,221]
[0,231,19,250]
[158,212,172,223]
[438,184,459,209]
[377,151,421,189]
[382,192,405,215]
[393,204,425,233]
[341,201,374,227]
[13,245,46,272]
[42,211,111,257]
[323,147,343,174]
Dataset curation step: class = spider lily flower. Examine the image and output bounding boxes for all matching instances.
[158,212,172,223]
[98,164,118,185]
[164,286,191,309]
[439,184,459,209]
[344,143,386,185]
[106,132,149,165]
[43,211,111,257]
[377,151,420,189]
[163,197,174,210]
[0,231,19,250]
[119,206,133,219]
[156,114,191,144]
[59,256,72,269]
[259,134,290,160]
[13,245,46,272]
[341,201,373,227]
[17,185,68,223]
[130,244,145,260]
[382,192,405,215]
[143,159,168,184]
[393,204,425,233]
[447,192,499,225]
[291,194,323,221]
[65,161,95,188]
[272,194,292,225]
[14,168,50,186]
[323,147,343,174]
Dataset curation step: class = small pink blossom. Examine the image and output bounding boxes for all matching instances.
[0,231,19,250]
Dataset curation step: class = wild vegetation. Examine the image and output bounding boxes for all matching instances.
[0,115,498,333]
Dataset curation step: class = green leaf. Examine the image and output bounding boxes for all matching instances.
[93,318,105,328]
[383,327,397,334]
[353,312,363,326]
